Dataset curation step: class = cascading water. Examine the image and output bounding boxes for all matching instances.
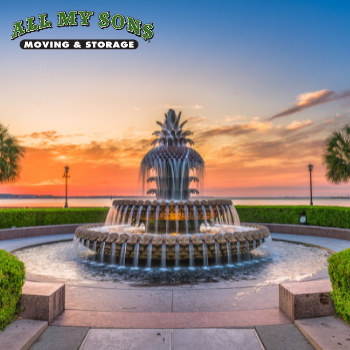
[161,243,166,269]
[122,205,129,225]
[135,205,143,226]
[146,205,151,233]
[221,205,228,225]
[119,243,127,267]
[209,205,215,223]
[202,242,208,267]
[175,243,180,268]
[225,205,232,225]
[193,205,199,233]
[128,205,136,225]
[100,242,105,263]
[155,205,160,234]
[105,206,114,225]
[133,243,139,267]
[216,205,222,223]
[184,205,189,234]
[116,205,123,225]
[229,204,240,226]
[202,205,208,226]
[110,243,116,265]
[112,206,119,225]
[175,205,179,233]
[85,240,90,249]
[237,242,241,263]
[147,243,152,268]
[215,242,221,265]
[189,242,194,268]
[245,241,250,261]
[226,242,232,265]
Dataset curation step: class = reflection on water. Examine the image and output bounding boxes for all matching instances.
[15,240,330,285]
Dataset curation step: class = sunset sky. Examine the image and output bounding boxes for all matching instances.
[1,0,350,197]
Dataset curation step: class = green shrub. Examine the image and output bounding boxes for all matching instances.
[235,205,350,229]
[328,249,350,323]
[0,250,25,330]
[0,208,109,229]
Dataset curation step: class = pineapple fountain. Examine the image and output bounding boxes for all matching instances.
[74,109,271,268]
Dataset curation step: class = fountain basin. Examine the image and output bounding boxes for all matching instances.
[74,223,270,262]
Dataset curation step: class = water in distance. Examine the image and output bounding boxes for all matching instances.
[15,240,330,285]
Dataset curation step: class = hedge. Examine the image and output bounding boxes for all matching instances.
[328,249,350,323]
[1,205,350,230]
[235,205,350,229]
[0,208,109,229]
[0,250,25,330]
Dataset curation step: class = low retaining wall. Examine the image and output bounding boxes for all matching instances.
[255,223,350,241]
[0,224,92,241]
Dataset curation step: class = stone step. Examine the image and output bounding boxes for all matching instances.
[279,279,335,321]
[19,281,65,324]
[0,319,47,350]
[295,316,350,350]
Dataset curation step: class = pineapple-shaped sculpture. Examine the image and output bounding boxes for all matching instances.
[141,109,204,200]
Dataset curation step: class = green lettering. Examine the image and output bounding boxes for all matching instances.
[142,23,154,41]
[26,17,39,33]
[57,11,78,27]
[126,16,142,37]
[11,20,26,40]
[111,14,126,30]
[78,11,94,26]
[38,14,52,30]
[98,12,110,29]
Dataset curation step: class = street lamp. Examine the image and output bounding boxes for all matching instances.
[308,164,313,206]
[63,165,70,208]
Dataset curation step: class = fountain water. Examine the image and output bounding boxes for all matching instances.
[215,243,221,265]
[146,205,151,233]
[226,242,232,265]
[184,205,189,234]
[193,205,199,233]
[202,242,209,267]
[209,205,215,223]
[100,242,105,263]
[133,243,139,267]
[202,205,208,225]
[147,243,152,268]
[175,243,180,268]
[135,205,143,226]
[122,205,129,225]
[237,242,241,263]
[189,242,194,268]
[155,205,160,234]
[119,243,127,266]
[110,243,116,265]
[128,205,136,225]
[161,244,166,269]
[175,205,179,233]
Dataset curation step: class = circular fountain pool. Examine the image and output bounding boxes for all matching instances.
[15,240,330,285]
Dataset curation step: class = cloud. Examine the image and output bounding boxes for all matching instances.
[19,130,83,141]
[324,118,334,123]
[224,115,246,121]
[192,105,203,109]
[132,107,140,111]
[285,119,312,130]
[187,116,206,123]
[269,89,350,120]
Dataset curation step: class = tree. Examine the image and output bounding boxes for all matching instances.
[323,125,350,184]
[0,124,25,184]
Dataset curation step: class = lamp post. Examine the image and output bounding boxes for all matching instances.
[308,164,313,206]
[63,165,70,208]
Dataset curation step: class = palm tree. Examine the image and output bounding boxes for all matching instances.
[323,125,350,184]
[0,124,25,184]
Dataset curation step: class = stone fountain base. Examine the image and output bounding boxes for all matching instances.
[74,224,270,262]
